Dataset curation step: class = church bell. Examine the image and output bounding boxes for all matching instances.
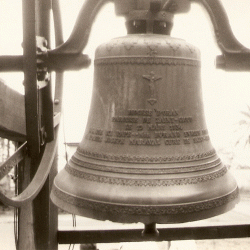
[51,1,239,225]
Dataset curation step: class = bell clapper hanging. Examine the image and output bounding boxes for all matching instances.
[50,0,250,234]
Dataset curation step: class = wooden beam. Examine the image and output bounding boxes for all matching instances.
[0,80,26,141]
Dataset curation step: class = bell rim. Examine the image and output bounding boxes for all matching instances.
[51,184,239,224]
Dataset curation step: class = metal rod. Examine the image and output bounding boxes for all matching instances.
[58,224,250,244]
[0,56,23,71]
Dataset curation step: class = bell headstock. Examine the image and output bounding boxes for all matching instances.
[114,0,191,15]
[48,0,250,71]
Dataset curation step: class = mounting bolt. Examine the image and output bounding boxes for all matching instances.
[142,223,159,238]
[54,99,60,105]
[216,55,226,69]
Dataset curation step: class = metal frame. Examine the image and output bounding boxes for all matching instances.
[58,224,250,244]
[0,0,250,249]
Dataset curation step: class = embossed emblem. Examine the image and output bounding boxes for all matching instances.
[144,39,161,57]
[106,40,117,51]
[186,44,196,54]
[122,39,138,50]
[142,71,162,105]
[166,41,181,52]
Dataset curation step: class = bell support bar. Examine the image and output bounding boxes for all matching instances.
[1,0,248,72]
[191,0,250,71]
[0,52,90,73]
[48,0,250,71]
[47,0,188,57]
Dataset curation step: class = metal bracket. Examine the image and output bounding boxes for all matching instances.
[47,0,250,71]
[1,0,249,72]
[191,0,250,71]
[36,36,49,82]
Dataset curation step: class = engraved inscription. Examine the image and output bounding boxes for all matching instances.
[105,137,125,144]
[155,109,178,116]
[193,135,210,143]
[85,134,103,143]
[184,138,191,144]
[89,128,103,135]
[179,117,193,123]
[155,131,180,138]
[128,109,153,116]
[85,108,210,148]
[169,124,183,131]
[125,124,133,130]
[112,116,138,123]
[129,138,161,146]
[165,139,181,145]
[115,131,132,137]
[148,123,166,131]
[131,132,150,138]
[106,130,113,136]
[143,117,151,123]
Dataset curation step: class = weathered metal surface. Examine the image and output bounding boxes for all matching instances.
[51,29,239,224]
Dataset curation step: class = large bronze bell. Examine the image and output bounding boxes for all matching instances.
[51,1,239,225]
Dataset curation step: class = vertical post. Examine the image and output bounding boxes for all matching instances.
[18,1,39,249]
[17,157,36,250]
[32,0,58,249]
[22,0,40,159]
[18,0,58,249]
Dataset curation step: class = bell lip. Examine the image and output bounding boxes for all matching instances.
[50,185,239,225]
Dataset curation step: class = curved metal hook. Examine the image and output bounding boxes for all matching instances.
[49,0,113,56]
[0,129,58,207]
[49,0,250,70]
[192,0,250,54]
[191,0,250,70]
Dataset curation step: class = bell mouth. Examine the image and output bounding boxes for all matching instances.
[51,160,239,225]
